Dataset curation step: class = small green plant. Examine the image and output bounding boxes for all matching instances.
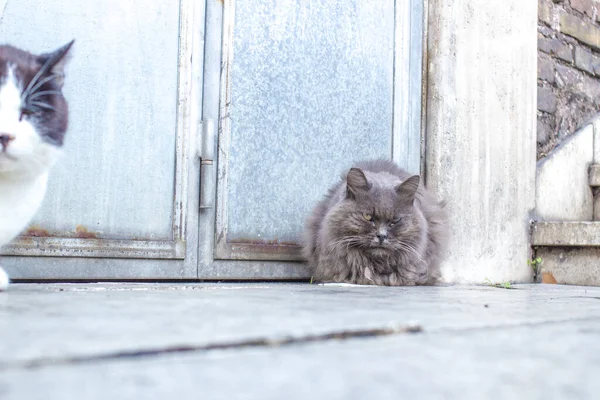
[484,278,513,289]
[309,276,314,284]
[528,257,543,273]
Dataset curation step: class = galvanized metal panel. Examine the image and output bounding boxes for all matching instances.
[197,0,225,275]
[393,0,425,175]
[2,0,425,280]
[2,0,202,275]
[0,0,180,240]
[214,0,424,261]
[226,0,394,245]
[195,0,306,279]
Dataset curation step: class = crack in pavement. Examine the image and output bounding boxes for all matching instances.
[4,315,600,372]
[0,324,424,371]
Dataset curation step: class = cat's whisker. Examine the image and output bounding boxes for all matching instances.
[29,101,56,111]
[410,246,427,263]
[397,243,426,264]
[21,41,72,101]
[325,237,362,255]
[28,74,62,97]
[28,90,62,101]
[22,104,42,114]
[22,68,52,102]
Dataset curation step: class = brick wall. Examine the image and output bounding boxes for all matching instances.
[538,0,600,158]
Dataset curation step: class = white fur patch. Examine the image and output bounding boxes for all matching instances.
[0,267,9,291]
[0,66,61,290]
[0,171,49,246]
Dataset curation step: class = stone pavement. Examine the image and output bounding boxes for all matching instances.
[1,283,599,399]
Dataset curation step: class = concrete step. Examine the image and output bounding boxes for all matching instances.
[532,221,600,285]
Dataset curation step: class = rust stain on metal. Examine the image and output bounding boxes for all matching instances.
[227,238,304,260]
[24,226,50,237]
[232,238,298,247]
[75,225,98,239]
[16,236,35,245]
[542,272,558,284]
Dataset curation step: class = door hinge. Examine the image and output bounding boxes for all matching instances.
[199,119,216,210]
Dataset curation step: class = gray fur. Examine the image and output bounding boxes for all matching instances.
[303,159,449,286]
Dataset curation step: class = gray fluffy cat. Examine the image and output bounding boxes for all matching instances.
[303,159,449,286]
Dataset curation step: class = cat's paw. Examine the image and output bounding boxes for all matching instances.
[0,267,9,291]
[319,282,365,287]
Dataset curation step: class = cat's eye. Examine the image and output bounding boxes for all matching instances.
[363,213,372,221]
[19,109,34,121]
[390,218,401,227]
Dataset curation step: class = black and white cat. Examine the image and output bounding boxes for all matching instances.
[0,41,73,290]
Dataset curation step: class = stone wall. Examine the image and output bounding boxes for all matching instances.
[538,0,600,158]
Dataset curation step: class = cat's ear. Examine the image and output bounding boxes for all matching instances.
[346,168,370,200]
[395,175,420,207]
[37,40,75,88]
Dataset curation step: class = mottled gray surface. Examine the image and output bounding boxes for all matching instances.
[426,0,537,283]
[1,0,179,239]
[535,122,594,221]
[538,247,600,286]
[2,319,598,400]
[1,283,600,399]
[394,0,425,175]
[226,0,395,243]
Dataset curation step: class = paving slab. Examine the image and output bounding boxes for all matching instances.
[2,318,599,400]
[1,283,600,399]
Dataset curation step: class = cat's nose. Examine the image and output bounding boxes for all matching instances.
[377,233,388,244]
[0,134,15,151]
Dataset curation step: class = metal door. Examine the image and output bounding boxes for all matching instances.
[1,0,203,279]
[1,0,424,280]
[197,0,425,279]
